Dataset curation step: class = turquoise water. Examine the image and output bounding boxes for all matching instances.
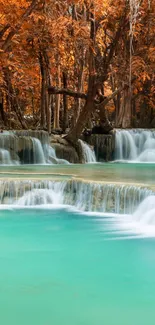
[0,163,155,184]
[0,208,155,325]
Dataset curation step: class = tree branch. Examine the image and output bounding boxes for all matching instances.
[0,24,10,40]
[48,86,87,100]
[1,0,39,52]
[96,78,136,110]
[49,77,136,108]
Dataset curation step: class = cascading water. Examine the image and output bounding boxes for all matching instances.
[0,178,155,237]
[0,133,19,165]
[79,139,96,163]
[0,131,70,165]
[46,145,70,164]
[0,178,152,213]
[108,195,155,238]
[32,138,46,164]
[133,195,155,224]
[115,129,155,162]
[0,149,14,165]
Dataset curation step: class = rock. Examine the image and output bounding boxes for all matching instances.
[83,133,115,161]
[51,143,79,163]
[50,135,80,163]
[51,128,63,135]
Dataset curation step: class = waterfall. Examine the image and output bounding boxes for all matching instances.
[79,139,96,163]
[32,138,46,164]
[0,133,19,165]
[46,145,70,164]
[1,178,155,237]
[0,179,153,215]
[115,129,155,162]
[133,195,155,225]
[0,131,70,165]
[0,149,13,165]
[107,195,155,238]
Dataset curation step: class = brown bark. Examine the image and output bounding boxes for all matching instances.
[116,88,132,128]
[54,64,61,129]
[3,68,27,129]
[50,81,133,142]
[65,10,129,142]
[51,79,134,141]
[48,86,87,100]
[62,72,68,132]
[73,48,86,126]
[65,8,96,144]
[65,101,95,144]
[0,91,5,124]
[39,52,46,129]
[43,50,52,134]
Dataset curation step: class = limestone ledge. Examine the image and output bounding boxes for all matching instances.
[0,177,154,214]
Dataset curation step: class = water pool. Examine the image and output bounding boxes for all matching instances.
[0,163,155,187]
[0,208,155,325]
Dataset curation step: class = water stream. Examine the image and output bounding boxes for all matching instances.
[79,139,96,163]
[0,129,155,325]
[0,177,154,237]
[0,131,95,165]
[115,129,155,162]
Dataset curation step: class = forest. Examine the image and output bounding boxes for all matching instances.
[0,0,154,142]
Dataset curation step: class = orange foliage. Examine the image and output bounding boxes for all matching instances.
[0,0,154,127]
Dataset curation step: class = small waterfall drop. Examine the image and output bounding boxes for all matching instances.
[32,138,46,164]
[47,145,70,165]
[133,196,155,225]
[17,188,63,206]
[0,131,70,165]
[107,195,155,238]
[79,139,96,163]
[0,149,13,165]
[115,129,155,162]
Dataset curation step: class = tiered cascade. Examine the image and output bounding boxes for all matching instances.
[115,129,155,162]
[0,179,153,215]
[0,131,96,165]
[79,139,96,163]
[0,131,49,164]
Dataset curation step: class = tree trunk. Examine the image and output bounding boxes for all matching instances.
[39,52,46,129]
[0,91,5,125]
[122,89,132,128]
[43,50,52,134]
[3,67,27,129]
[65,100,95,144]
[73,48,86,127]
[116,88,132,128]
[62,72,68,132]
[54,64,61,129]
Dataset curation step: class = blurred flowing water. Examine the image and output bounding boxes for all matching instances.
[115,129,155,162]
[0,160,155,325]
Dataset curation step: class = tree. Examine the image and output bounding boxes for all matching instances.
[0,0,154,136]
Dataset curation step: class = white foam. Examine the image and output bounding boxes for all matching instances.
[115,129,155,162]
[79,139,96,163]
[0,177,155,239]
